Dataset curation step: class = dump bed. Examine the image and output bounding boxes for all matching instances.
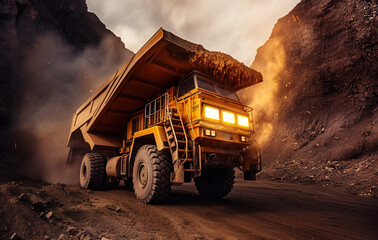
[67,28,263,151]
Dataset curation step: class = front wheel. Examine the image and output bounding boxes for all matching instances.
[194,168,235,199]
[133,145,172,204]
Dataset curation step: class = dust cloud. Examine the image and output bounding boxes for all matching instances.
[238,38,285,149]
[13,34,131,184]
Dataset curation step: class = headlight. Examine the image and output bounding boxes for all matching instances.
[204,106,219,120]
[237,115,249,127]
[222,111,235,124]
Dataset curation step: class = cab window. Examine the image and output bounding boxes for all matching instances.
[196,76,216,93]
[178,78,195,97]
[178,72,239,101]
[132,117,139,134]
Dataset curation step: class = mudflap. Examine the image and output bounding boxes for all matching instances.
[241,139,261,181]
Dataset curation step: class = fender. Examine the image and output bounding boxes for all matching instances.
[127,126,169,176]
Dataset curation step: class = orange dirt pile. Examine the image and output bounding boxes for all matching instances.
[189,49,263,90]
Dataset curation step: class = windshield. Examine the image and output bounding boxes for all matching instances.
[178,73,239,101]
[217,87,238,101]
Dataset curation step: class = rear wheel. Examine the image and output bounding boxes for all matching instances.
[80,153,105,190]
[133,145,172,204]
[194,168,235,199]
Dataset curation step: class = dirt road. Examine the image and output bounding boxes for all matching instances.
[1,179,377,240]
[94,179,377,240]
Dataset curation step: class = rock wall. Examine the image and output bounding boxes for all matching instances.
[0,0,133,181]
[242,0,377,196]
[0,0,132,131]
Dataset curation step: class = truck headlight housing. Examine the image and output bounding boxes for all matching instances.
[205,129,211,136]
[237,115,249,127]
[204,129,216,137]
[240,135,250,142]
[222,111,235,124]
[204,106,219,120]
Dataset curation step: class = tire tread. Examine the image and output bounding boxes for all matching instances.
[81,153,105,190]
[134,145,172,204]
[194,168,235,199]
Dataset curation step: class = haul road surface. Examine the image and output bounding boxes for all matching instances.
[2,178,377,239]
[90,179,377,240]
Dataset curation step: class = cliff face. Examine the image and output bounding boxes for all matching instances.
[0,0,133,181]
[0,0,132,128]
[0,0,124,49]
[243,0,377,196]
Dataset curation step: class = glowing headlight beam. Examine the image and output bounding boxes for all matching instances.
[222,111,235,124]
[237,115,249,127]
[204,106,219,120]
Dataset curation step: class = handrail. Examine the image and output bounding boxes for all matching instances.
[244,106,254,133]
[181,94,197,171]
[174,96,189,164]
[182,94,195,139]
[145,93,169,127]
[167,108,179,164]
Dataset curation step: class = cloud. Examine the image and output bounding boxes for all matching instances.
[87,0,299,65]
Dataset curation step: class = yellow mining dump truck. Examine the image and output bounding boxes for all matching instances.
[67,28,263,203]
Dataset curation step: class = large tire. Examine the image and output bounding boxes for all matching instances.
[133,145,172,204]
[194,168,235,199]
[80,153,105,190]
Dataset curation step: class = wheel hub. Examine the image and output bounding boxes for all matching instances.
[82,164,87,180]
[138,163,148,188]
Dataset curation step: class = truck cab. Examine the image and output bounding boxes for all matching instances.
[176,71,260,172]
[116,71,261,202]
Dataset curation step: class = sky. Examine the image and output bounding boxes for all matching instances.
[87,0,300,66]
